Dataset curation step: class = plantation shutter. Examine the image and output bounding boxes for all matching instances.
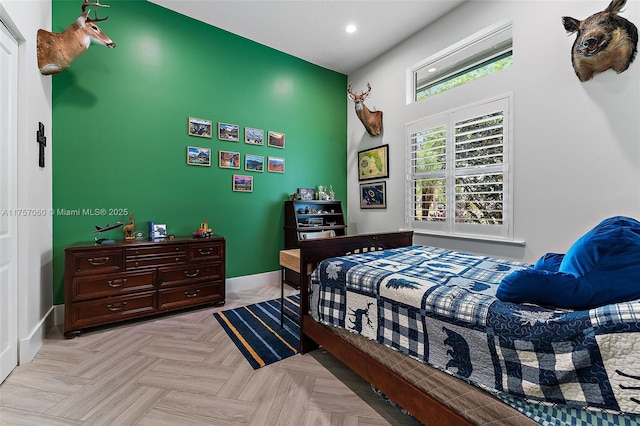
[406,95,511,239]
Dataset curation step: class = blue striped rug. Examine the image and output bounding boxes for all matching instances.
[213,294,300,369]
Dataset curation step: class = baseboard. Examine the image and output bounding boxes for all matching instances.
[52,270,281,326]
[226,270,280,293]
[19,306,56,364]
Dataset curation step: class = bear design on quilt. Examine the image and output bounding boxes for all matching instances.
[443,326,473,378]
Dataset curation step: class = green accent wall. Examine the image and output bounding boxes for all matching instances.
[52,0,347,304]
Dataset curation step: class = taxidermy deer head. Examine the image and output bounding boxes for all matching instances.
[562,0,638,82]
[37,0,116,75]
[347,83,383,137]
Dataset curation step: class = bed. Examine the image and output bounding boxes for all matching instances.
[297,230,640,426]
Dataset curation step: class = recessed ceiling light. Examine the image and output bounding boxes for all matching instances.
[345,24,357,34]
[428,67,437,73]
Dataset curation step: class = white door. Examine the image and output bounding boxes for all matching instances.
[0,18,19,383]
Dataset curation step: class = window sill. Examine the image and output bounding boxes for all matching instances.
[402,228,525,246]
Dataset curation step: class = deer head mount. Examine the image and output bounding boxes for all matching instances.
[37,0,116,75]
[347,82,383,137]
[562,0,638,82]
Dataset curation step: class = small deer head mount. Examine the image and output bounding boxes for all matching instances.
[562,0,638,82]
[347,82,383,137]
[37,0,116,75]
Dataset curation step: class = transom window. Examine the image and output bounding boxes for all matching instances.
[408,21,513,102]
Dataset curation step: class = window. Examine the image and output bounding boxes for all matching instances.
[408,21,513,102]
[406,95,512,239]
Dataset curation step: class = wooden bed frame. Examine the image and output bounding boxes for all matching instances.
[298,231,473,426]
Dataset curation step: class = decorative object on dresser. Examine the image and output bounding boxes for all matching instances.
[64,235,226,338]
[122,213,135,240]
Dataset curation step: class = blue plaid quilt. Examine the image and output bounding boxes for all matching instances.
[309,245,640,417]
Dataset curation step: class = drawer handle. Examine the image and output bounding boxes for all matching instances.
[198,249,212,255]
[88,257,110,266]
[185,289,201,298]
[184,269,200,278]
[106,301,128,311]
[107,278,128,287]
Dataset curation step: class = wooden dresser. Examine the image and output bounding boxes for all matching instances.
[64,236,225,338]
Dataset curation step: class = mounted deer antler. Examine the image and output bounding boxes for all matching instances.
[37,0,116,75]
[347,82,383,137]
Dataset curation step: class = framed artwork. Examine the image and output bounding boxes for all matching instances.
[245,127,264,145]
[244,154,264,172]
[358,144,389,181]
[218,122,239,141]
[233,174,253,192]
[219,150,240,169]
[360,181,386,209]
[186,146,211,166]
[267,156,285,173]
[298,188,315,200]
[267,131,285,148]
[188,117,212,138]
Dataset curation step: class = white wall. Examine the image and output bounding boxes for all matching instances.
[347,0,640,263]
[0,0,54,363]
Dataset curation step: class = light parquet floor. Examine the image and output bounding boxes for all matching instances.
[0,283,418,426]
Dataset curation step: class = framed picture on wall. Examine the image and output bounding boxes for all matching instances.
[267,131,285,148]
[267,156,285,173]
[186,146,211,166]
[360,181,386,209]
[358,144,389,181]
[244,154,264,172]
[188,117,212,138]
[218,122,239,141]
[219,150,240,169]
[245,127,264,145]
[233,175,253,192]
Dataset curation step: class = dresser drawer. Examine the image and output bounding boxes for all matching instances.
[188,242,223,262]
[125,244,185,258]
[158,282,223,311]
[71,271,155,301]
[71,250,122,275]
[159,264,222,288]
[69,292,157,328]
[125,254,187,269]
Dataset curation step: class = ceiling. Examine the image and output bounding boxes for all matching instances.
[148,0,466,75]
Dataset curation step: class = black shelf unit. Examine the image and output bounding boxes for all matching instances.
[283,200,346,249]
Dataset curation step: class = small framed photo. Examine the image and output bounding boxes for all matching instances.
[267,131,285,148]
[233,174,253,192]
[153,223,168,239]
[186,146,211,166]
[188,117,212,138]
[298,188,315,200]
[244,154,264,172]
[267,156,285,173]
[358,144,389,181]
[219,150,240,169]
[360,181,387,209]
[218,122,239,141]
[245,127,264,145]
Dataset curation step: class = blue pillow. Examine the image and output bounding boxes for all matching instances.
[497,216,640,309]
[496,269,589,308]
[534,253,564,272]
